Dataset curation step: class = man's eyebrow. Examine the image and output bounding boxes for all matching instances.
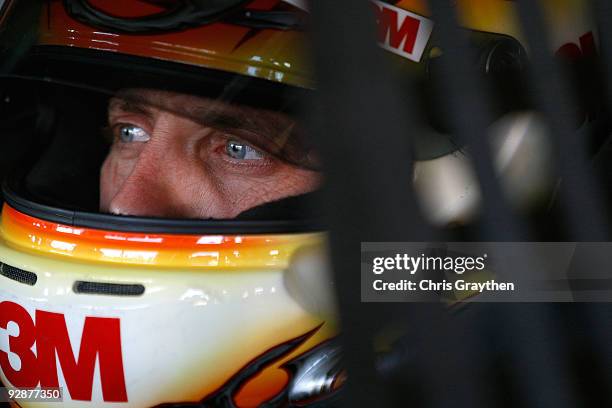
[109,91,247,128]
[189,106,256,132]
[109,90,291,138]
[108,94,153,117]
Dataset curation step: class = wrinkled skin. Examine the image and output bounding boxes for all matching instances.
[100,89,320,219]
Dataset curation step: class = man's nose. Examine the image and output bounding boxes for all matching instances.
[108,171,176,218]
[107,145,181,217]
[106,117,203,218]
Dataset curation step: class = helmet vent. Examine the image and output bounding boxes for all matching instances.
[73,281,145,296]
[0,263,38,286]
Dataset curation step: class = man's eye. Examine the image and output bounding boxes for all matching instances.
[225,140,264,160]
[117,125,150,143]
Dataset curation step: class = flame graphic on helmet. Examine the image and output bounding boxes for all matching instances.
[153,324,343,408]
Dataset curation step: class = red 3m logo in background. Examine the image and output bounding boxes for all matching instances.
[0,301,127,402]
[372,0,434,63]
[556,31,597,61]
[555,31,601,124]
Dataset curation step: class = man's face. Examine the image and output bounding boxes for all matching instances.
[100,89,320,218]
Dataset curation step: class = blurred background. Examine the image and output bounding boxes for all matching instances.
[308,0,612,407]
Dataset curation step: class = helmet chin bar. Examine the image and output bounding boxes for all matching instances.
[0,201,335,406]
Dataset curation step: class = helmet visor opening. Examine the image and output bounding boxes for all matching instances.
[0,57,323,228]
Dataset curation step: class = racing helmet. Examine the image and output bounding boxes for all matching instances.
[0,0,601,407]
[0,1,341,407]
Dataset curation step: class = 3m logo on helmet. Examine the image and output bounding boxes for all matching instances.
[0,301,127,402]
[372,0,434,63]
